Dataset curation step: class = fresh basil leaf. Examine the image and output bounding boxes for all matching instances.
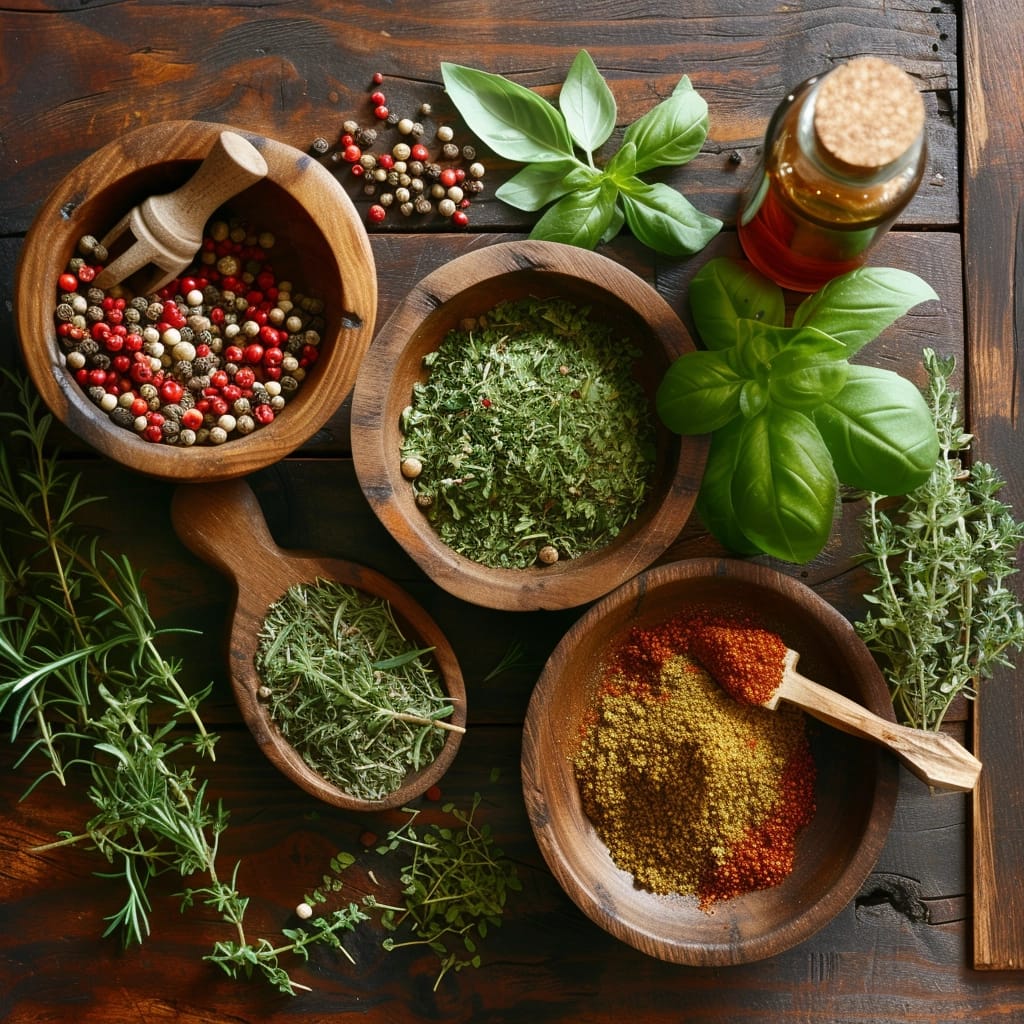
[695,417,762,555]
[768,326,850,409]
[792,267,940,355]
[529,178,618,249]
[604,141,637,186]
[673,75,694,95]
[560,50,617,154]
[739,378,769,418]
[689,257,786,349]
[656,349,744,434]
[731,406,838,563]
[813,364,939,493]
[619,179,722,257]
[733,319,785,379]
[441,62,575,163]
[495,160,595,212]
[622,87,709,173]
[600,200,626,244]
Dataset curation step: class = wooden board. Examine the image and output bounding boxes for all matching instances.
[962,0,1024,971]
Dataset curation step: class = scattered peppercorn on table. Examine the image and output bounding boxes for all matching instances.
[3,2,1024,1021]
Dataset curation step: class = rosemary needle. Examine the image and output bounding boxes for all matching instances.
[255,578,458,800]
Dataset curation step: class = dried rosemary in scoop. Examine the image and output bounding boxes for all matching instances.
[255,578,459,801]
[400,296,657,569]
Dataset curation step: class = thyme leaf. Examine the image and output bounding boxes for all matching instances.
[855,349,1024,730]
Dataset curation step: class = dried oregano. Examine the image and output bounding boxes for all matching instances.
[855,349,1024,730]
[400,295,657,568]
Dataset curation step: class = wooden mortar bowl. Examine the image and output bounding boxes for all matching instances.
[522,558,900,965]
[15,119,377,482]
[351,240,709,612]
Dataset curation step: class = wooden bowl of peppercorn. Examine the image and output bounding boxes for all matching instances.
[351,239,709,612]
[15,119,377,482]
[522,557,900,965]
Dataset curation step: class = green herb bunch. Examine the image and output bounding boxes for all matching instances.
[656,257,940,562]
[366,793,522,991]
[0,374,226,945]
[0,373,362,995]
[855,349,1024,730]
[441,51,721,255]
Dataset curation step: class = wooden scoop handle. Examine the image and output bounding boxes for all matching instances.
[144,131,268,251]
[171,477,281,582]
[774,652,982,792]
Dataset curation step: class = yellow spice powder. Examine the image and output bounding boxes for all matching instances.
[573,653,808,897]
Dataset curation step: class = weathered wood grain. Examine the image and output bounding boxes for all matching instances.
[0,2,957,237]
[962,0,1024,972]
[4,0,1023,1019]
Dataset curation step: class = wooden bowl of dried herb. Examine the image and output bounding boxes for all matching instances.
[351,239,708,612]
[16,119,377,482]
[522,557,900,965]
[171,479,466,811]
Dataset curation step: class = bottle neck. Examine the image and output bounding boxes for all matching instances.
[796,80,925,186]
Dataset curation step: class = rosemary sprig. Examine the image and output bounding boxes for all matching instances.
[855,349,1024,730]
[255,579,460,801]
[400,296,657,568]
[0,372,360,995]
[0,373,234,947]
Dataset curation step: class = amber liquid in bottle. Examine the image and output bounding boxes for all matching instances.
[737,61,927,292]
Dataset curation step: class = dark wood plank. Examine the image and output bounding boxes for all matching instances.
[4,722,1024,1023]
[0,1,957,237]
[962,0,1024,971]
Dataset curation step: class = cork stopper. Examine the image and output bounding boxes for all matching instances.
[813,57,924,171]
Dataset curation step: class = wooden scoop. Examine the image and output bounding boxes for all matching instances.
[770,649,981,792]
[691,625,982,793]
[170,477,466,810]
[94,130,268,293]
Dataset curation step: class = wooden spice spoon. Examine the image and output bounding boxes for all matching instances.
[691,624,981,792]
[94,130,268,293]
[771,649,981,792]
[170,477,466,811]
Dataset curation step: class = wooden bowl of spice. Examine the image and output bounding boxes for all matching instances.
[16,119,377,482]
[351,240,708,612]
[171,479,466,811]
[522,558,900,965]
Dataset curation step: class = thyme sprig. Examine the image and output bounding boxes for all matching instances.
[855,349,1024,730]
[0,372,360,994]
[367,793,522,990]
[256,579,460,801]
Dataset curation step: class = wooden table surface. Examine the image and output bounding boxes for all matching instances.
[3,2,1023,1021]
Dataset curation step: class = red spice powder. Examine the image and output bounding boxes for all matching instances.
[698,741,817,909]
[583,606,816,909]
[687,622,789,706]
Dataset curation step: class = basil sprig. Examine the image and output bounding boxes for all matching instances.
[440,52,721,256]
[656,258,940,563]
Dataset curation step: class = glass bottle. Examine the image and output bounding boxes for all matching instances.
[736,56,927,292]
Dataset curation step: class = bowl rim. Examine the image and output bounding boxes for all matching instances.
[15,118,377,482]
[229,554,467,812]
[521,556,900,965]
[350,239,709,612]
